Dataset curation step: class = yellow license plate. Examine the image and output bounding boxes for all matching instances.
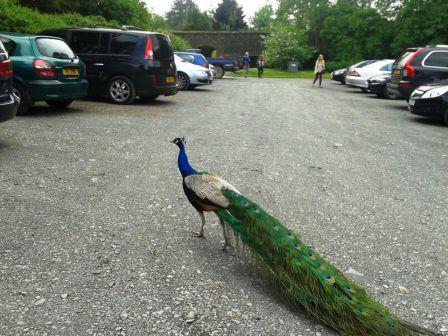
[63,68,79,76]
[166,76,175,83]
[393,70,400,75]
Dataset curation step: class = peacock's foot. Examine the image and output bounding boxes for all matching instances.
[221,239,233,251]
[192,231,205,238]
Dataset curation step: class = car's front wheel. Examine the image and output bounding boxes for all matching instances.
[12,82,31,116]
[214,66,224,79]
[177,72,190,91]
[46,100,73,108]
[107,76,136,104]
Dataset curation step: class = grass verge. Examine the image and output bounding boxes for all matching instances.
[227,68,331,79]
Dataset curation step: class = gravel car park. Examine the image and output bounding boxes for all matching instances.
[1,79,447,336]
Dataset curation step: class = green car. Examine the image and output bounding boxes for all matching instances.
[0,32,88,115]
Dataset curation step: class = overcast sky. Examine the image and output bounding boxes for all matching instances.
[144,0,276,19]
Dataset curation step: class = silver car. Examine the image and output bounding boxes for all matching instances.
[174,55,213,90]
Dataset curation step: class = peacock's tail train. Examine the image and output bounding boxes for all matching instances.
[215,188,441,336]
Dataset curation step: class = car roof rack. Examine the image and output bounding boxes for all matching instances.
[121,25,144,31]
[426,45,448,48]
[87,24,119,29]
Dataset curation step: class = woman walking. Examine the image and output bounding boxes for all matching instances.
[257,55,265,78]
[313,54,325,88]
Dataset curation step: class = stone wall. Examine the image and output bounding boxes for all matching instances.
[173,31,268,57]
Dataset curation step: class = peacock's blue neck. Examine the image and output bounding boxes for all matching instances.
[177,143,197,178]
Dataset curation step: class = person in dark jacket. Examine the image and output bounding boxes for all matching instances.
[242,51,250,78]
[257,56,265,78]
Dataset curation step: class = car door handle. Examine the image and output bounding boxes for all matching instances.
[94,63,104,66]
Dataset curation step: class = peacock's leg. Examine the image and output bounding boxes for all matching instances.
[219,217,232,250]
[192,210,206,238]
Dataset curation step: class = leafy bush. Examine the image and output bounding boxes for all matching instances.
[0,1,118,34]
[264,24,315,70]
[0,1,191,52]
[159,30,191,52]
[324,60,351,72]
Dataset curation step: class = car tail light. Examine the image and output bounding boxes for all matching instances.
[403,48,424,78]
[202,63,209,68]
[0,59,13,78]
[145,37,154,61]
[33,59,55,78]
[351,70,360,77]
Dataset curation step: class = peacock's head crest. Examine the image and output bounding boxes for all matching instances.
[171,137,186,147]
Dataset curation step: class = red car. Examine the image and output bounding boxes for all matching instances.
[0,39,18,123]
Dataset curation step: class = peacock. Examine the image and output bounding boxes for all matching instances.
[172,137,441,336]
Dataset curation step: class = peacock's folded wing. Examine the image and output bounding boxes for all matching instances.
[184,173,240,208]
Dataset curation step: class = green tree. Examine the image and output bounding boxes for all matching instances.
[320,2,393,69]
[166,0,212,31]
[152,14,169,30]
[251,4,274,31]
[391,0,448,54]
[213,0,247,31]
[275,0,330,53]
[372,0,404,17]
[276,0,330,27]
[264,23,315,69]
[96,0,153,28]
[16,0,86,12]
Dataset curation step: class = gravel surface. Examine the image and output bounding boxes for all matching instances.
[1,78,447,336]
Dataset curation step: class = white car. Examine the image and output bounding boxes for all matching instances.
[345,59,394,90]
[174,55,213,91]
[209,64,217,78]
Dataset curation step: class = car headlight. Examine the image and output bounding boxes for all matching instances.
[411,89,424,98]
[421,86,448,99]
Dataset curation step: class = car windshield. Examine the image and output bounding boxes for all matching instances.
[357,60,376,68]
[179,53,195,63]
[396,50,417,68]
[36,38,76,59]
[0,37,16,55]
[198,54,208,64]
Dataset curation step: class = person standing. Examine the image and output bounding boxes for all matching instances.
[257,55,265,78]
[313,54,325,88]
[242,51,250,78]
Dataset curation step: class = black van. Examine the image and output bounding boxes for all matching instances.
[387,45,448,101]
[41,27,177,104]
[0,39,18,123]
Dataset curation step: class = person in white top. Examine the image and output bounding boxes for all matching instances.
[313,54,325,88]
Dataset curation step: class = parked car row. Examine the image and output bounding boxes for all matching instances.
[0,27,217,123]
[0,39,17,122]
[331,45,448,125]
